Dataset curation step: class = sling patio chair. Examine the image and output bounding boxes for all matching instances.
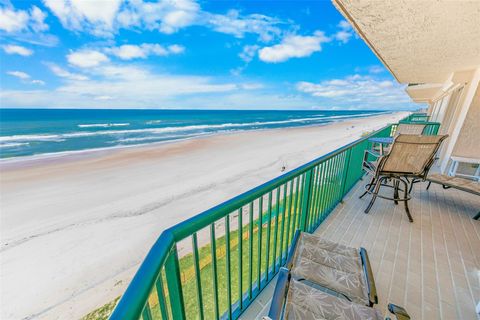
[265,267,411,320]
[360,134,448,222]
[395,123,426,135]
[285,230,377,307]
[373,123,427,154]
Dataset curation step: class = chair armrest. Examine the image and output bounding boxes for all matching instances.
[285,230,301,270]
[359,247,377,306]
[365,149,381,159]
[388,303,410,320]
[267,268,290,320]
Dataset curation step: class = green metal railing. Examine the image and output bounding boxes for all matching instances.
[404,113,429,122]
[110,124,397,320]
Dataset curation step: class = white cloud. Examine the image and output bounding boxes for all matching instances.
[205,10,284,42]
[1,64,271,108]
[7,71,30,80]
[0,6,29,32]
[31,79,46,85]
[239,45,259,63]
[46,63,89,81]
[106,43,185,60]
[0,4,56,46]
[30,6,49,32]
[67,50,109,68]
[6,70,46,85]
[334,20,353,44]
[2,44,33,56]
[42,0,286,41]
[296,74,412,109]
[0,5,49,33]
[258,31,330,63]
[43,0,122,36]
[368,65,385,74]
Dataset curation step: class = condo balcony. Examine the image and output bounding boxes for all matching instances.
[109,117,480,320]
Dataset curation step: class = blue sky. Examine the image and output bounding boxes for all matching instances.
[0,0,421,110]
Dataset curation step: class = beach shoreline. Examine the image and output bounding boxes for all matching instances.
[0,112,408,319]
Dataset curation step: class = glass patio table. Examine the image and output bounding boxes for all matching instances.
[368,137,394,155]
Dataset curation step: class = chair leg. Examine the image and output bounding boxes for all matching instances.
[400,178,413,222]
[408,179,415,193]
[393,180,399,205]
[365,177,383,214]
[360,175,375,199]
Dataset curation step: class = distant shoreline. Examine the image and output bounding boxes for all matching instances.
[0,112,389,170]
[0,109,391,162]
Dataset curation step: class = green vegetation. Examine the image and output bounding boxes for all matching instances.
[82,191,303,320]
[81,297,120,320]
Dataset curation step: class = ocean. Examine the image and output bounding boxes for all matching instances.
[0,109,387,159]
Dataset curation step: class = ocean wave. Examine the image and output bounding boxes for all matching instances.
[0,134,64,143]
[78,123,130,128]
[0,142,29,148]
[146,120,162,124]
[0,114,375,144]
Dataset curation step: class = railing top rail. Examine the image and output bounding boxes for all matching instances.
[110,120,397,320]
[110,231,175,319]
[398,120,439,125]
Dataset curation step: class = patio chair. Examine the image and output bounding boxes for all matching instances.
[285,230,377,307]
[370,123,426,155]
[266,267,411,320]
[360,134,448,222]
[395,123,426,135]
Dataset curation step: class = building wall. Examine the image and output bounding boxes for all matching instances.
[452,84,480,159]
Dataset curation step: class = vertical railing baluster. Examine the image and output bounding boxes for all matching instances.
[237,208,243,310]
[155,272,169,320]
[279,184,287,264]
[295,173,305,230]
[256,197,263,290]
[341,148,352,201]
[318,162,327,223]
[284,180,294,261]
[191,234,204,320]
[293,175,302,235]
[225,216,232,319]
[309,166,319,231]
[142,302,153,320]
[165,246,186,320]
[272,187,280,273]
[265,191,273,281]
[324,159,333,212]
[314,166,322,227]
[210,224,219,320]
[248,202,254,300]
[299,169,313,231]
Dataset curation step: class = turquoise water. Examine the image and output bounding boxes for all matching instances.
[0,109,387,159]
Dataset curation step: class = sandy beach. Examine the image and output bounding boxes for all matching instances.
[0,112,408,319]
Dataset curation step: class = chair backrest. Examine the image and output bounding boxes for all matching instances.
[395,123,426,135]
[381,134,448,176]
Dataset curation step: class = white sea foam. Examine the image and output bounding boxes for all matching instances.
[78,123,130,128]
[0,114,380,146]
[0,142,30,148]
[146,120,162,124]
[0,134,63,142]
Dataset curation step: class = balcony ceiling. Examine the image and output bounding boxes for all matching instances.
[332,0,480,84]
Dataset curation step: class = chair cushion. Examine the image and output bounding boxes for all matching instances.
[427,173,480,196]
[290,233,369,306]
[285,278,383,320]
